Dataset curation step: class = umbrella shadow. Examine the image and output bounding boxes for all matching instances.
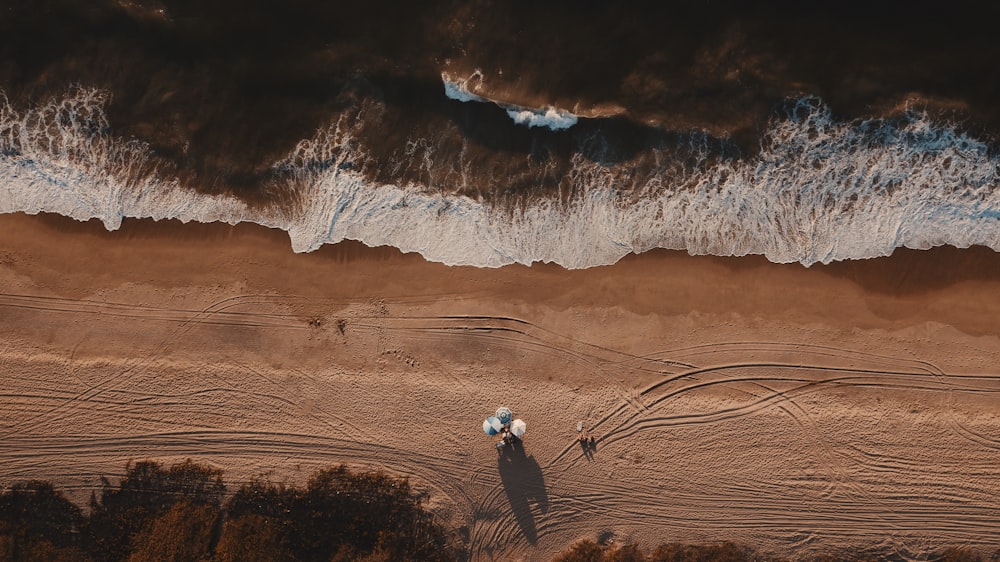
[497,440,548,545]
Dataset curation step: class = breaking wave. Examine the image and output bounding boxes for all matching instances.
[1,89,998,268]
[443,72,578,131]
[504,107,578,131]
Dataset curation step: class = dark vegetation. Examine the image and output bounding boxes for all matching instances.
[553,540,752,562]
[2,463,998,562]
[551,539,1000,562]
[0,460,454,562]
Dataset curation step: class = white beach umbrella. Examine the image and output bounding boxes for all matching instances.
[510,418,526,438]
[495,407,513,425]
[483,416,502,436]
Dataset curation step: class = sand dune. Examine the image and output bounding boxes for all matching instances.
[2,213,1000,560]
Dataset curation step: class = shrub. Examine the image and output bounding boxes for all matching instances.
[551,540,758,562]
[0,480,88,561]
[127,500,220,562]
[1,536,90,562]
[83,459,225,561]
[606,544,647,562]
[215,513,295,562]
[649,541,753,562]
[224,465,454,562]
[0,480,83,548]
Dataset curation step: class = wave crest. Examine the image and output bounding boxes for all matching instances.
[1,89,998,268]
[442,71,579,131]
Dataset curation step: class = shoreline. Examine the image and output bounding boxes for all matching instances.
[10,211,1000,337]
[3,211,1000,560]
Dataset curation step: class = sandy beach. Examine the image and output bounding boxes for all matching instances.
[2,212,1000,560]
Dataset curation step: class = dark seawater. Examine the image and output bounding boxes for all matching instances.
[1,0,998,267]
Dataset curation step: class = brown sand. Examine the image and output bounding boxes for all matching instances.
[2,212,1000,560]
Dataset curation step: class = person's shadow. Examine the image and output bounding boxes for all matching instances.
[497,440,548,544]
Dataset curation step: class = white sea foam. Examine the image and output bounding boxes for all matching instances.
[0,89,254,231]
[2,90,999,268]
[442,70,487,103]
[442,71,579,131]
[505,107,578,130]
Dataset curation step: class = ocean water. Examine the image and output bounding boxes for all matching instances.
[1,1,999,268]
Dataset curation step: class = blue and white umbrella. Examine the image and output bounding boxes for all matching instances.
[483,416,503,436]
[495,407,513,425]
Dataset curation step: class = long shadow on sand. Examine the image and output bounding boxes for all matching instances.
[497,440,548,544]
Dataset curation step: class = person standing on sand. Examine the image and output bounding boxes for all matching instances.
[577,421,596,450]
